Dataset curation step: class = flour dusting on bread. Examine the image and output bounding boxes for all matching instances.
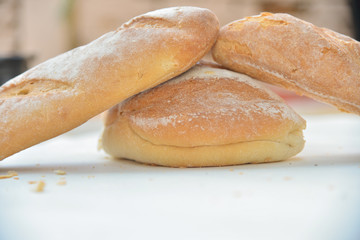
[127,65,303,131]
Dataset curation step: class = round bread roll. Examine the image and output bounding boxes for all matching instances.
[212,12,360,115]
[100,63,306,167]
[0,7,219,161]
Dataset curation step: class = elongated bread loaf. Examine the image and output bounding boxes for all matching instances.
[0,7,219,160]
[100,63,306,167]
[212,12,360,115]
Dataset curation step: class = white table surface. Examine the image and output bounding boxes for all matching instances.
[1,113,360,240]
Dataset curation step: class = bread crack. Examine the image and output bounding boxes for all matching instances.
[121,17,176,29]
[0,79,72,98]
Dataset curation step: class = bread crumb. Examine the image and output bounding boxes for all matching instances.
[87,176,95,179]
[13,177,19,180]
[54,170,66,175]
[283,176,292,181]
[97,138,103,151]
[0,175,13,179]
[35,181,45,192]
[30,180,45,192]
[238,172,244,175]
[0,171,18,179]
[57,180,67,185]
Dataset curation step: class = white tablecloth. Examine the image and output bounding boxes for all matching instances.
[1,114,359,240]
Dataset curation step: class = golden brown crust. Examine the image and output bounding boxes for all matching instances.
[212,12,360,115]
[101,64,306,167]
[0,7,219,160]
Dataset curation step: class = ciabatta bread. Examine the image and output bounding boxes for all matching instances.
[212,12,360,115]
[100,64,306,167]
[0,7,219,160]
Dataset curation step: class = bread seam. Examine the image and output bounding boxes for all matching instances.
[127,120,298,149]
[104,120,304,168]
[101,63,306,167]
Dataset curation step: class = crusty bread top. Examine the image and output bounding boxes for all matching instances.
[105,64,306,147]
[0,7,219,160]
[212,12,360,115]
[1,7,219,97]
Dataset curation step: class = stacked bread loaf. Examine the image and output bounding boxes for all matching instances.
[0,7,219,161]
[101,63,306,167]
[1,8,359,167]
[212,12,360,115]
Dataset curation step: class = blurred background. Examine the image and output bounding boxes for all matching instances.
[0,0,359,113]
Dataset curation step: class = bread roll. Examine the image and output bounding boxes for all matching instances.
[100,63,306,167]
[212,12,360,115]
[0,7,219,161]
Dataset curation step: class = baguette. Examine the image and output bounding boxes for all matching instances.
[100,63,306,167]
[0,7,219,160]
[212,12,360,115]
